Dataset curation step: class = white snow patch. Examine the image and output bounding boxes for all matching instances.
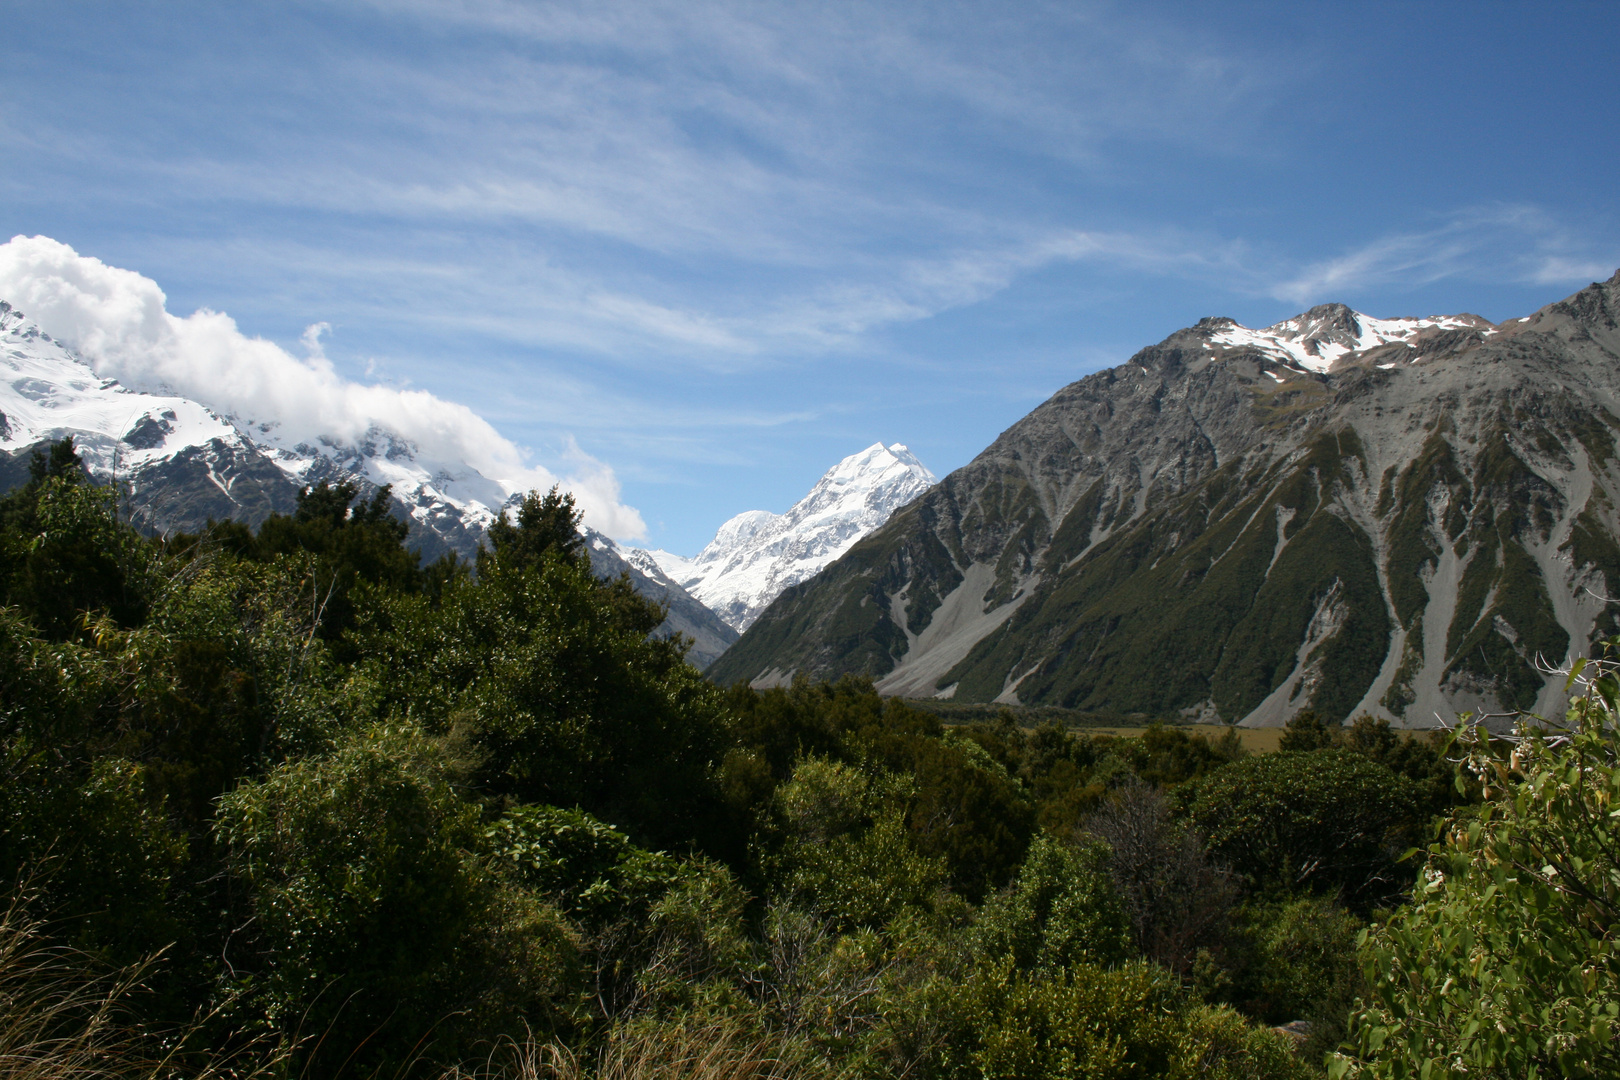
[1208,308,1487,374]
[633,442,936,632]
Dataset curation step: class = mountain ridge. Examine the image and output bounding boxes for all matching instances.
[709,273,1620,727]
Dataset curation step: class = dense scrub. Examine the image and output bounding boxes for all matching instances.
[0,439,1526,1079]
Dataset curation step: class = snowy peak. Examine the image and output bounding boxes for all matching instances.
[0,297,512,558]
[2,301,249,474]
[2,294,739,671]
[1201,303,1495,373]
[710,273,1620,726]
[738,441,935,552]
[700,509,782,563]
[641,441,937,633]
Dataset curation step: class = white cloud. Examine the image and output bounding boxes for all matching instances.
[1269,206,1620,306]
[0,234,646,538]
[1530,256,1618,287]
[750,227,1254,348]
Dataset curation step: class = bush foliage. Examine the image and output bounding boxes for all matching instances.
[1,438,1564,1080]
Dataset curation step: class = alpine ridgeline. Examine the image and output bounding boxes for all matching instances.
[709,272,1620,728]
[0,300,735,667]
[641,442,936,632]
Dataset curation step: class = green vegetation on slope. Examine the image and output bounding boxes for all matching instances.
[944,430,1388,722]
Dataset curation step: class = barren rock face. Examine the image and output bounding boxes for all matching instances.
[711,272,1620,728]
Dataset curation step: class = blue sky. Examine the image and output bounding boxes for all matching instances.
[3,1,1618,552]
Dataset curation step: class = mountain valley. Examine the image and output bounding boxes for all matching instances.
[13,267,1620,719]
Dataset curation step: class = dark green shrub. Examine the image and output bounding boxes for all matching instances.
[1182,749,1421,906]
[971,835,1131,972]
[767,759,947,930]
[350,549,736,854]
[217,727,577,1074]
[1202,896,1364,1061]
[0,754,184,962]
[906,736,1035,901]
[0,453,154,640]
[486,803,750,1019]
[936,960,1308,1080]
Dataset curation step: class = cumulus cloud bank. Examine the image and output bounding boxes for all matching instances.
[0,235,646,539]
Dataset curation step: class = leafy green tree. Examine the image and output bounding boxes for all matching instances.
[0,439,153,638]
[1279,709,1339,752]
[1284,712,1463,816]
[1336,657,1620,1079]
[0,499,343,988]
[217,726,577,1075]
[248,480,423,649]
[908,735,1036,901]
[1342,715,1463,817]
[1182,749,1422,907]
[351,544,733,853]
[972,835,1131,972]
[721,679,856,786]
[841,704,1034,901]
[479,485,586,573]
[71,541,350,828]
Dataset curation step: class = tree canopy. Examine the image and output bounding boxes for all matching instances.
[0,437,1549,1080]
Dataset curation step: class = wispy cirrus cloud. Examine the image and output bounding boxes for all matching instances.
[0,0,1316,384]
[7,0,1617,551]
[1270,205,1619,306]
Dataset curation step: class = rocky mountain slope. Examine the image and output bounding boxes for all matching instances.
[583,530,738,668]
[641,442,936,631]
[0,299,734,666]
[709,273,1620,727]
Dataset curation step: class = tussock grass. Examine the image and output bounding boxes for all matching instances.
[0,889,273,1080]
[0,893,153,1080]
[449,1021,814,1080]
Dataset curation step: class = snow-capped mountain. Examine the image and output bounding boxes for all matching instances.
[1201,304,1495,374]
[642,442,936,632]
[0,299,502,559]
[712,274,1620,728]
[0,298,738,667]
